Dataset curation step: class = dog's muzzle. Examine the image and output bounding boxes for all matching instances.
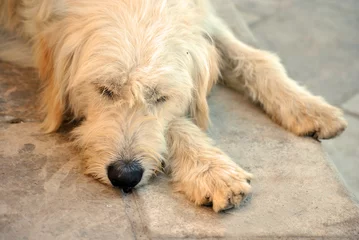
[107,160,144,193]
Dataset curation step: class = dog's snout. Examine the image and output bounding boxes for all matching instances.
[107,160,144,193]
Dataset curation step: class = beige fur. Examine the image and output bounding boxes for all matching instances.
[0,0,347,212]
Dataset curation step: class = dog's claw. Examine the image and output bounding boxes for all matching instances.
[305,131,321,142]
[221,203,235,212]
[203,202,213,207]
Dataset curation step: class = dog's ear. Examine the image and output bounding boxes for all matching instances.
[35,36,65,133]
[189,44,220,130]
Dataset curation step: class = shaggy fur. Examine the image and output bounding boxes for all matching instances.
[0,0,347,212]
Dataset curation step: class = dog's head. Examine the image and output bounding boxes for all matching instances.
[37,1,220,191]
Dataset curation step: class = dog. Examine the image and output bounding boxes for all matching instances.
[0,0,347,212]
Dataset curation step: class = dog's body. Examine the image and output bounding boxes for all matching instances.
[0,0,347,212]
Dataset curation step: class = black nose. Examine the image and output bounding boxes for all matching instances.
[107,160,144,193]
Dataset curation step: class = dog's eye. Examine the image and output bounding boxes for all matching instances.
[99,86,114,99]
[156,96,168,103]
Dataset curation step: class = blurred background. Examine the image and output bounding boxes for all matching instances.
[230,0,359,200]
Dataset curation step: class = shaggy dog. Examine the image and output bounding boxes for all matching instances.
[0,0,347,212]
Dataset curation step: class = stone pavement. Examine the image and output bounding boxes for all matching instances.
[234,0,359,201]
[1,1,359,239]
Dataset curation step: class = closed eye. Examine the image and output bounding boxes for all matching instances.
[98,86,114,99]
[156,96,168,103]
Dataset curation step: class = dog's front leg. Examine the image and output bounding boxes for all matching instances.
[200,1,347,139]
[166,118,252,212]
[216,36,347,139]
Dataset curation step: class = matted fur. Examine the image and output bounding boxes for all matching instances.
[0,0,347,212]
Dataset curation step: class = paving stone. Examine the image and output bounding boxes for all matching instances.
[0,124,140,240]
[237,0,359,204]
[0,61,41,122]
[234,0,293,26]
[248,0,359,106]
[137,86,359,238]
[2,82,359,239]
[237,11,261,26]
[212,0,257,46]
[342,93,359,116]
[1,1,359,239]
[323,114,359,202]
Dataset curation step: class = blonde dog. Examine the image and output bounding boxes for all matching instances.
[0,0,347,212]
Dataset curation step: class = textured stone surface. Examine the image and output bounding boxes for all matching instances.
[212,0,257,46]
[0,61,40,123]
[342,94,359,116]
[1,1,359,239]
[241,0,359,106]
[235,0,290,26]
[1,67,359,238]
[323,114,359,202]
[137,86,359,238]
[234,0,359,205]
[0,124,144,240]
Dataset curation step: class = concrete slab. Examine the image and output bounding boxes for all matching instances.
[246,0,359,106]
[1,2,359,239]
[342,94,359,116]
[138,86,359,238]
[0,61,40,122]
[234,0,359,206]
[0,123,140,240]
[212,0,257,46]
[234,0,291,26]
[1,63,359,239]
[323,114,359,202]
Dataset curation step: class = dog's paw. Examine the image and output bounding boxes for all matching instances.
[281,97,347,139]
[173,162,252,212]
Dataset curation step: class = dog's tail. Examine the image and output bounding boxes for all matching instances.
[0,29,35,68]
